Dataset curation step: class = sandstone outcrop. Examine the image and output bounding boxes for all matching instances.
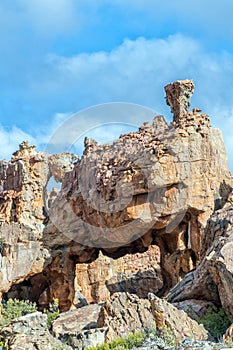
[99,292,208,342]
[75,246,162,303]
[52,304,107,349]
[0,142,78,309]
[0,79,232,320]
[42,79,232,308]
[172,299,216,318]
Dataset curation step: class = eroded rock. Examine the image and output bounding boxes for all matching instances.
[52,304,106,349]
[0,80,232,319]
[75,246,162,303]
[168,204,233,323]
[98,292,208,342]
[0,142,78,307]
[44,79,232,302]
[172,299,216,318]
[0,312,71,350]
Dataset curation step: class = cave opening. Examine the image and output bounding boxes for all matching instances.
[2,272,50,311]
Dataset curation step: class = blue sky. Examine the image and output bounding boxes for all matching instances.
[1,0,233,170]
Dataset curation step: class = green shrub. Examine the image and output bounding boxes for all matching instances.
[86,331,145,350]
[0,298,38,326]
[0,335,4,348]
[196,307,231,340]
[162,326,179,347]
[44,298,60,327]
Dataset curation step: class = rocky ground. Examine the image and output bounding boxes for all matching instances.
[0,80,233,349]
[134,338,227,350]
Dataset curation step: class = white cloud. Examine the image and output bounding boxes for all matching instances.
[0,113,71,160]
[39,34,233,170]
[2,33,233,172]
[0,126,36,161]
[44,34,200,109]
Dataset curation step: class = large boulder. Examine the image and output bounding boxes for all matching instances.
[51,293,208,349]
[52,304,107,349]
[98,293,208,342]
[0,312,71,350]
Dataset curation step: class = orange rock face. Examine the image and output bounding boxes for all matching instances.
[75,246,162,303]
[0,80,232,315]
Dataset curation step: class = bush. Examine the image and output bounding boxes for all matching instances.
[196,307,231,340]
[0,298,38,326]
[162,326,179,346]
[86,332,145,350]
[86,324,181,350]
[0,336,4,348]
[44,298,60,327]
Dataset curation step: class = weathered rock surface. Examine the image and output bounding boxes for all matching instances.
[50,292,208,349]
[0,141,77,227]
[0,142,78,309]
[168,205,233,322]
[75,246,162,303]
[98,292,208,342]
[148,293,208,340]
[42,79,232,308]
[0,312,71,350]
[167,203,233,347]
[0,80,232,322]
[52,304,107,349]
[135,338,225,350]
[98,292,156,342]
[223,322,233,342]
[173,299,216,318]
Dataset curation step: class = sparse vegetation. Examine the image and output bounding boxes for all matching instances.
[44,297,60,327]
[195,307,231,340]
[0,297,60,329]
[0,335,5,349]
[162,325,179,347]
[86,331,145,350]
[86,325,180,350]
[0,298,38,326]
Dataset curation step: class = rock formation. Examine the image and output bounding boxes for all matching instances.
[164,79,194,125]
[0,79,233,349]
[0,142,78,309]
[0,80,231,314]
[0,312,71,350]
[52,304,107,349]
[75,246,162,303]
[51,292,208,348]
[97,292,208,342]
[168,204,233,322]
[42,79,232,308]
